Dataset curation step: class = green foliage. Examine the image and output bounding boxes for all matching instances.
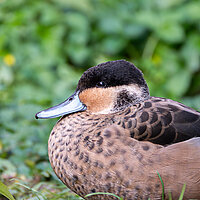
[0,0,199,199]
[0,180,15,200]
[1,179,84,200]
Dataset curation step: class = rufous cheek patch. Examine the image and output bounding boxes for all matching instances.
[79,88,114,113]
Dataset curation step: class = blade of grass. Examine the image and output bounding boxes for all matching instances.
[157,171,165,200]
[85,192,123,200]
[168,191,172,200]
[14,182,47,200]
[178,184,186,200]
[0,180,15,200]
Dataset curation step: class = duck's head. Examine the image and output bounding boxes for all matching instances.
[35,60,149,119]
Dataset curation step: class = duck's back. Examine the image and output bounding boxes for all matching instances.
[120,97,200,145]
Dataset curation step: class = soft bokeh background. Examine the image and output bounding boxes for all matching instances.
[0,0,200,199]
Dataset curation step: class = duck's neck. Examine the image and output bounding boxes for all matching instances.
[111,85,149,113]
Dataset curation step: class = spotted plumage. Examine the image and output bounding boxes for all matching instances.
[36,60,200,199]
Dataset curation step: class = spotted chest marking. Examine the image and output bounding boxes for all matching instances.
[49,121,162,199]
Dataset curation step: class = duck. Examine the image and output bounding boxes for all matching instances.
[35,60,200,200]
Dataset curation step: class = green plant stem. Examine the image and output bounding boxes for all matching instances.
[142,35,159,59]
[157,171,165,200]
[178,184,186,200]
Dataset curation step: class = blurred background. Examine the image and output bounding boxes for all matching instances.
[0,0,200,199]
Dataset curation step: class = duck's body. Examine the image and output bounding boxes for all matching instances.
[49,124,200,200]
[36,60,200,199]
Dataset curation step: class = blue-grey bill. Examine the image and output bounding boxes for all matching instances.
[35,91,86,119]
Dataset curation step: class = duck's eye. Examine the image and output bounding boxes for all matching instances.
[96,81,106,88]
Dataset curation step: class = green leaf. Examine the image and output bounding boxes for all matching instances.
[181,34,200,73]
[0,65,14,87]
[155,23,185,43]
[98,16,123,34]
[180,1,200,22]
[124,24,146,38]
[100,36,127,55]
[0,180,15,200]
[182,95,200,111]
[155,0,185,9]
[165,70,191,97]
[135,11,159,29]
[0,158,17,177]
[66,44,90,65]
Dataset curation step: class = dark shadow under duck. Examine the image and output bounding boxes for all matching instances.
[36,60,200,200]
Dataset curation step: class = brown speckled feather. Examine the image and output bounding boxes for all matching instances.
[48,124,200,200]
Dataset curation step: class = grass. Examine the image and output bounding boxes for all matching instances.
[157,171,165,200]
[157,171,187,200]
[13,180,48,200]
[85,192,123,200]
[0,178,83,200]
[0,172,189,200]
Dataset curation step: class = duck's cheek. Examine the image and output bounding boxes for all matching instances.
[79,88,114,114]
